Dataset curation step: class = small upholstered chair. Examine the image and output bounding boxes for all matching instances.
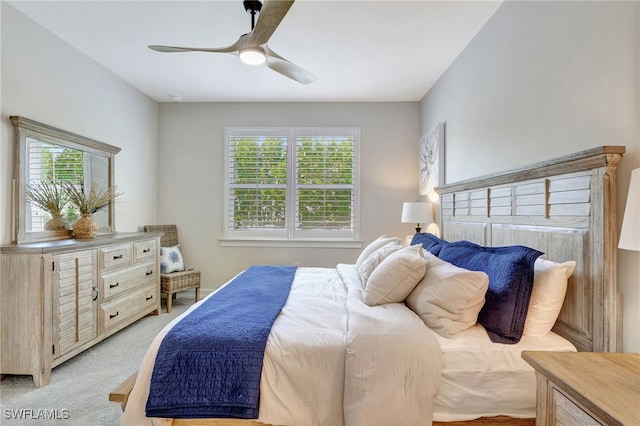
[143,224,201,313]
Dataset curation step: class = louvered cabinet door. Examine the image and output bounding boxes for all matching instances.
[53,249,98,358]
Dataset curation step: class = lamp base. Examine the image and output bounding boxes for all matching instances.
[415,225,422,233]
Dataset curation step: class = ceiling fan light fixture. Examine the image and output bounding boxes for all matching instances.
[149,1,314,83]
[239,47,266,65]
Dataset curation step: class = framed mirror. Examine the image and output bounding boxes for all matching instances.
[10,116,121,243]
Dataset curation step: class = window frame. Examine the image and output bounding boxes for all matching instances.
[222,127,361,247]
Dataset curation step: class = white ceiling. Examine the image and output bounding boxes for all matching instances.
[8,0,503,103]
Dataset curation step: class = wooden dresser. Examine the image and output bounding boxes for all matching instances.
[522,351,640,425]
[1,232,161,387]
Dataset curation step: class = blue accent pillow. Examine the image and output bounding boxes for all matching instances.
[437,241,543,344]
[410,232,448,256]
[159,244,186,274]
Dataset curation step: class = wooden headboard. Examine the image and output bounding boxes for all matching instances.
[435,146,625,352]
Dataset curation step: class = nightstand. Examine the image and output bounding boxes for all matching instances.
[522,351,640,425]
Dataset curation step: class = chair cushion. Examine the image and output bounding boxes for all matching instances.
[160,244,186,274]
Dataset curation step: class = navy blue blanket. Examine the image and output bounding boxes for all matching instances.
[145,265,297,419]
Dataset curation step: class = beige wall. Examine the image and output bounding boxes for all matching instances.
[420,1,640,352]
[157,102,420,286]
[0,2,159,243]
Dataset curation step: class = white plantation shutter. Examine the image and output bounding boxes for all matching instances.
[295,134,356,238]
[227,132,288,237]
[224,127,360,241]
[26,137,84,231]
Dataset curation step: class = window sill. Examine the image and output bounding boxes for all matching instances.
[219,238,363,249]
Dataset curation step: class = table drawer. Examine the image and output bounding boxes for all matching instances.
[552,388,602,425]
[101,262,156,300]
[100,243,132,272]
[101,283,157,331]
[134,239,157,264]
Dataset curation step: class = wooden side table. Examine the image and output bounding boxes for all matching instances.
[522,351,640,425]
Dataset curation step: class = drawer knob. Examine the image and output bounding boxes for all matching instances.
[109,282,120,289]
[110,311,119,319]
[146,271,153,276]
[143,248,151,253]
[113,254,123,260]
[146,295,153,301]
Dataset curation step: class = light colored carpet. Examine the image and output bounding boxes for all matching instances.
[0,294,195,425]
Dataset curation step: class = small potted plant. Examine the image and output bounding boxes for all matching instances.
[63,182,122,239]
[25,179,70,231]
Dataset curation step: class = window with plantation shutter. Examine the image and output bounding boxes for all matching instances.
[224,127,360,243]
[26,137,84,231]
[226,131,288,237]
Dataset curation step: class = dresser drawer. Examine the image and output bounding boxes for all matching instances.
[100,243,132,272]
[134,239,157,264]
[101,262,156,300]
[101,283,158,331]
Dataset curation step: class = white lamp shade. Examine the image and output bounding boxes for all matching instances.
[619,168,640,251]
[401,202,433,226]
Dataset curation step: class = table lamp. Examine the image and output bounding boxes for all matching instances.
[401,201,433,233]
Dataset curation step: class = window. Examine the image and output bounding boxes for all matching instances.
[223,127,360,244]
[26,137,84,231]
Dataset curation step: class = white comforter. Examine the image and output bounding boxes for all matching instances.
[122,265,442,426]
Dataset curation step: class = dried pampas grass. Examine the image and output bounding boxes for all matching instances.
[25,179,68,215]
[63,182,122,214]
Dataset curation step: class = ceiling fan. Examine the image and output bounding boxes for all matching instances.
[148,0,316,85]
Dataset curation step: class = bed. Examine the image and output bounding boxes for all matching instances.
[119,145,625,426]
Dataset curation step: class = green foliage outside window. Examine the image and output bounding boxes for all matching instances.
[38,146,84,182]
[232,137,287,229]
[297,137,353,229]
[30,142,84,225]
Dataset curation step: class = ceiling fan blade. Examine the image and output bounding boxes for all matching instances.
[265,46,316,85]
[249,0,295,46]
[149,37,244,54]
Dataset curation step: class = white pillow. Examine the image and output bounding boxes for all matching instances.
[523,258,576,337]
[357,241,403,286]
[355,235,401,271]
[405,252,489,338]
[159,244,186,274]
[362,245,427,306]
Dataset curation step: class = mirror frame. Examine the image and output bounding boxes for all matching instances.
[10,116,121,243]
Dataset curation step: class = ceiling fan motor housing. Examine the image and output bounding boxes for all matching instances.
[244,1,262,15]
[243,1,262,30]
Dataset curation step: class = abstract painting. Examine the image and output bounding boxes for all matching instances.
[419,122,445,196]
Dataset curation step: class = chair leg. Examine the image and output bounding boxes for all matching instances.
[166,292,173,313]
[195,287,200,302]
